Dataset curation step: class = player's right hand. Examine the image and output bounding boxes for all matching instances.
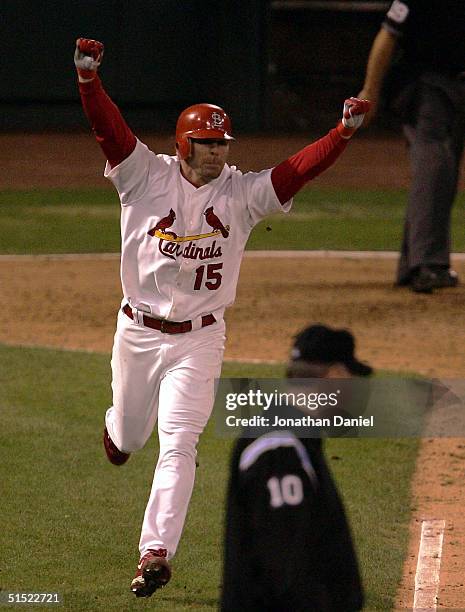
[74,38,104,82]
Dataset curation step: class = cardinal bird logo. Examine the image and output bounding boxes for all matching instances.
[204,206,229,238]
[148,209,178,259]
[148,208,177,239]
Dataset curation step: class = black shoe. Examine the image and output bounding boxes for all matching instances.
[410,267,436,293]
[409,267,459,293]
[432,268,459,288]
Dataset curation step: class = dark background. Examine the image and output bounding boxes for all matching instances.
[1,0,390,133]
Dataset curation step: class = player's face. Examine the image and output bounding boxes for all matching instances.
[188,138,230,182]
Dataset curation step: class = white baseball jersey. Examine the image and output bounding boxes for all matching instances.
[104,139,292,322]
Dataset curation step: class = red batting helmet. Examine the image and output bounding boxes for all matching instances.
[175,103,234,160]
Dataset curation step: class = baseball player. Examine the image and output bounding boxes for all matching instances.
[74,38,370,598]
[221,324,371,611]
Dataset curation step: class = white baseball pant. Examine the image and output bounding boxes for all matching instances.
[105,309,225,559]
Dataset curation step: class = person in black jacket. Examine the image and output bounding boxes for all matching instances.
[221,324,372,611]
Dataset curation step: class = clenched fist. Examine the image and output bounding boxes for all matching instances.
[336,97,372,139]
[342,97,371,129]
[74,38,104,82]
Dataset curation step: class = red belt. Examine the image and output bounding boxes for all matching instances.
[122,304,216,334]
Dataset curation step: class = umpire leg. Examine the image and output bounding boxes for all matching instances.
[397,82,460,283]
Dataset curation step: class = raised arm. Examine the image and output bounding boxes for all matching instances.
[271,98,371,204]
[74,38,136,168]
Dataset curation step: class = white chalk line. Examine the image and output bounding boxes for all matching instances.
[413,519,446,611]
[222,357,282,365]
[1,249,465,262]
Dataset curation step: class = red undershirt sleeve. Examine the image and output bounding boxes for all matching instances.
[271,126,349,204]
[78,75,137,169]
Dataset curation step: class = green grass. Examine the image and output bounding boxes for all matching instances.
[0,189,118,254]
[251,189,409,251]
[1,187,465,254]
[0,344,418,610]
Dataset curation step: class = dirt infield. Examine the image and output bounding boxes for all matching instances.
[2,132,465,608]
[1,254,465,375]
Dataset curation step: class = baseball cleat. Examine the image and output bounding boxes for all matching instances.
[103,427,130,465]
[130,549,171,597]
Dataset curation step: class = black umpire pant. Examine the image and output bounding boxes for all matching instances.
[397,72,465,283]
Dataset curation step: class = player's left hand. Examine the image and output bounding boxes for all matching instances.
[341,97,372,130]
[74,38,104,82]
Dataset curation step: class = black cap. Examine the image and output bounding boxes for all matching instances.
[291,324,373,376]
